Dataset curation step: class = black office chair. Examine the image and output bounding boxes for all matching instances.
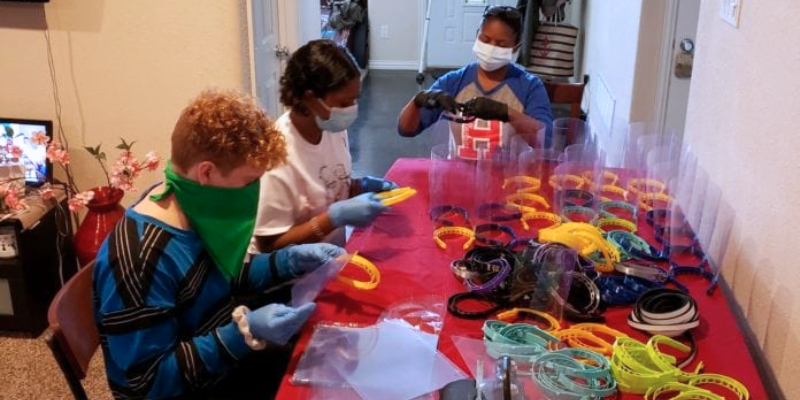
[43,262,99,400]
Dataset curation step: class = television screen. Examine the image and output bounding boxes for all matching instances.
[0,118,53,186]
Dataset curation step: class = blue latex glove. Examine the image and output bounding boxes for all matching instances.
[328,192,388,228]
[359,176,399,193]
[277,243,346,277]
[246,302,316,346]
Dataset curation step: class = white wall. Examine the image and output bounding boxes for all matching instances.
[367,0,421,69]
[0,1,250,205]
[284,0,321,50]
[580,0,667,166]
[684,2,800,397]
[581,0,643,137]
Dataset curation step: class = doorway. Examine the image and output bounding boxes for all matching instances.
[657,0,701,136]
[425,0,518,68]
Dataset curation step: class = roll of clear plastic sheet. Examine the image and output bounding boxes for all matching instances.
[696,181,723,255]
[705,199,735,293]
[684,166,710,237]
[552,118,593,153]
[430,143,476,226]
[553,161,601,219]
[475,139,531,222]
[519,148,561,204]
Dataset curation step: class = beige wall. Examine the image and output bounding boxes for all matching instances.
[684,1,800,397]
[0,0,250,205]
[630,1,666,123]
[367,0,420,69]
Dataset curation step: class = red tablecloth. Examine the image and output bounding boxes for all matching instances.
[276,158,768,400]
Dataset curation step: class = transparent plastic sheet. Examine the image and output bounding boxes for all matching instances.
[604,121,628,168]
[326,319,467,400]
[291,255,350,308]
[430,143,476,227]
[622,123,670,192]
[684,167,709,239]
[668,185,708,270]
[505,119,547,150]
[516,244,576,322]
[292,322,369,389]
[553,160,601,220]
[424,118,460,154]
[552,117,593,153]
[696,181,722,255]
[706,199,735,293]
[674,148,698,213]
[475,136,532,223]
[643,159,679,213]
[378,294,446,337]
[518,148,561,212]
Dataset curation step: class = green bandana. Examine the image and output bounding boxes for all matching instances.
[150,161,259,281]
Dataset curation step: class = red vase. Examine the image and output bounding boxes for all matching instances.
[74,187,125,267]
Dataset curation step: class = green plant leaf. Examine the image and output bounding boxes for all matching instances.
[116,138,136,151]
[4,126,13,139]
[84,146,98,156]
[98,152,107,160]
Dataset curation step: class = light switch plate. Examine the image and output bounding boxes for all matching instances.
[720,0,741,28]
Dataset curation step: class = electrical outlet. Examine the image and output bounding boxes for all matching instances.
[720,0,741,28]
[380,24,389,39]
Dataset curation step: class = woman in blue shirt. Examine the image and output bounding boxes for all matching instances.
[397,5,553,143]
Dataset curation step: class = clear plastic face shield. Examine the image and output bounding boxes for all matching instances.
[552,117,593,153]
[553,144,605,221]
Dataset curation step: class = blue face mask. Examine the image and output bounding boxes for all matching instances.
[314,99,358,132]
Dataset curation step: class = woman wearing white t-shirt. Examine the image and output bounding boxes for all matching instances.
[252,40,397,252]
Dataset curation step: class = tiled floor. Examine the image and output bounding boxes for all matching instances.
[349,69,439,177]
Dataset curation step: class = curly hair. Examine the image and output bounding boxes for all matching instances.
[171,89,286,174]
[279,39,360,114]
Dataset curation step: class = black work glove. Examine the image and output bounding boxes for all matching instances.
[461,97,509,122]
[413,90,457,113]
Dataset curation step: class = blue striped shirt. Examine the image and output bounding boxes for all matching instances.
[93,207,289,399]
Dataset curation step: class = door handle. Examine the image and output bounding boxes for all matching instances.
[680,38,694,53]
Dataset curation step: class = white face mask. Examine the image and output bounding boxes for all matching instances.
[314,99,358,132]
[472,39,519,72]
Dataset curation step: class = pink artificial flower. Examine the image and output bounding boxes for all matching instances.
[9,146,22,159]
[143,151,160,172]
[67,197,84,212]
[118,150,132,163]
[31,131,49,146]
[46,143,71,166]
[39,186,56,200]
[3,186,23,211]
[68,190,95,212]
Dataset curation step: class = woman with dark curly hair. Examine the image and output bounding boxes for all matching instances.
[251,39,397,252]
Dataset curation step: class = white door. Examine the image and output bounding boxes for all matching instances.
[252,0,289,117]
[662,0,701,136]
[426,0,518,68]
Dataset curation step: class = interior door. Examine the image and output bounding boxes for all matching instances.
[426,0,518,68]
[252,0,289,117]
[664,0,700,136]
